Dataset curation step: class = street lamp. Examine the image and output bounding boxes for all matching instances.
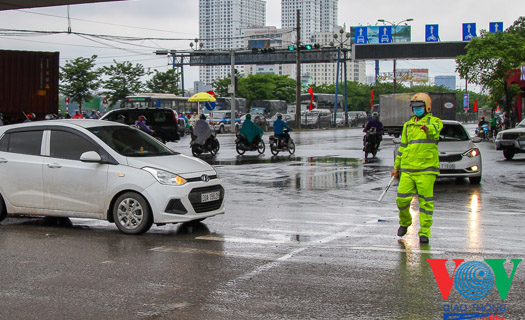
[377,18,414,93]
[330,28,352,126]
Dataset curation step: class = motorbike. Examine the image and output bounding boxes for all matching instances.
[269,129,295,156]
[235,133,265,155]
[475,124,490,141]
[364,128,380,160]
[191,133,220,157]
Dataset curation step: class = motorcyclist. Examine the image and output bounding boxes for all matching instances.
[192,114,212,145]
[363,112,384,150]
[239,113,263,145]
[477,116,488,137]
[273,113,292,146]
[135,115,154,135]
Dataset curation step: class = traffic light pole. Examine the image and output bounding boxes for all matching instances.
[231,50,236,131]
[295,9,301,129]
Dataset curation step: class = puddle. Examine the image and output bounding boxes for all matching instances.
[210,156,362,167]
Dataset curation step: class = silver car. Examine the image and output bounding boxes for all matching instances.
[495,118,525,160]
[0,120,225,234]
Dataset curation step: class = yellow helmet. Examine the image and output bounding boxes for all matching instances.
[410,93,432,113]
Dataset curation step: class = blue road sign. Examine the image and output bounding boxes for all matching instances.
[462,23,477,41]
[425,24,439,42]
[379,26,392,43]
[354,27,368,44]
[463,93,469,110]
[490,22,503,33]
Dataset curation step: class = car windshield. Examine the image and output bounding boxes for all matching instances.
[439,124,470,141]
[88,126,178,157]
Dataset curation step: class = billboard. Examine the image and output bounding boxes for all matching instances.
[351,25,411,44]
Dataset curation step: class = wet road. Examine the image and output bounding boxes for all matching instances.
[0,125,524,319]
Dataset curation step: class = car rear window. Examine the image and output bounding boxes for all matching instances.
[440,124,469,141]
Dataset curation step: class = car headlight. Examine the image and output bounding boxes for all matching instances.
[462,148,480,158]
[496,132,503,140]
[143,167,187,186]
[519,134,525,141]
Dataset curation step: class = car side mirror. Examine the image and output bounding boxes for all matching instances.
[80,151,102,162]
[472,136,482,143]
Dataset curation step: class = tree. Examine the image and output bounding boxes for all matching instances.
[456,17,525,124]
[211,77,232,97]
[237,74,296,107]
[100,61,152,108]
[145,69,183,95]
[59,55,100,114]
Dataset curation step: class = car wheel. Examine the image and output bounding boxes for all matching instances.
[218,125,224,134]
[288,141,296,155]
[469,176,481,184]
[257,140,266,154]
[113,192,153,235]
[503,150,515,160]
[0,194,7,222]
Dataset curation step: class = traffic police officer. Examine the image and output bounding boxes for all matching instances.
[391,93,443,243]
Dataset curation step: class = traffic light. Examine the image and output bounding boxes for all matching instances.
[305,44,312,50]
[288,45,295,51]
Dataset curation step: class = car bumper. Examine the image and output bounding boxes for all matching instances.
[496,139,525,151]
[142,178,225,224]
[438,155,481,178]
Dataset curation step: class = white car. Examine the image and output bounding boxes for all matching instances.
[0,120,225,234]
[394,120,482,184]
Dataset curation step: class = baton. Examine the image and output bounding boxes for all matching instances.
[378,175,396,202]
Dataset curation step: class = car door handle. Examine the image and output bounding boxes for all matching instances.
[47,163,62,169]
[0,158,7,164]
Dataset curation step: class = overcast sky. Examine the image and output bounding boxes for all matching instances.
[0,0,523,91]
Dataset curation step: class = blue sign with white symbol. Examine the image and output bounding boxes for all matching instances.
[379,26,392,43]
[490,22,503,33]
[425,24,439,42]
[354,27,368,44]
[463,23,477,41]
[463,93,469,110]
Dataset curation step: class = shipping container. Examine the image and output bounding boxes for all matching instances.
[380,92,456,136]
[0,50,59,124]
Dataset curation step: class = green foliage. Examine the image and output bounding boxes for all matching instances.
[59,55,100,113]
[100,61,152,108]
[214,73,297,107]
[145,69,183,95]
[211,77,232,97]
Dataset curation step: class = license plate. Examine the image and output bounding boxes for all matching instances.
[502,141,514,146]
[201,191,220,203]
[440,163,455,169]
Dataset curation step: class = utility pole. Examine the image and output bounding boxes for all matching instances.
[295,9,301,129]
[231,50,236,131]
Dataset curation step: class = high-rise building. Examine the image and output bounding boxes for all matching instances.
[199,0,266,85]
[310,30,366,85]
[281,1,366,85]
[281,0,338,43]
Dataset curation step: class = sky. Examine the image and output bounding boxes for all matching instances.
[0,0,523,92]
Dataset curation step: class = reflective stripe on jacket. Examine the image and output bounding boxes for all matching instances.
[394,113,443,175]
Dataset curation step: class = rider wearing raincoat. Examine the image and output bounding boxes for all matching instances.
[240,114,263,144]
[391,93,443,243]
